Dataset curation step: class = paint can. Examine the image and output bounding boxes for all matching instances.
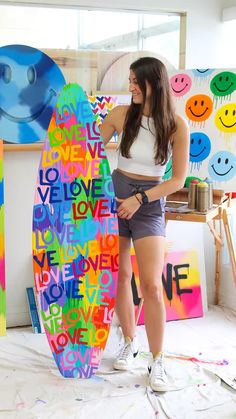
[197,182,209,212]
[204,177,213,209]
[188,179,199,209]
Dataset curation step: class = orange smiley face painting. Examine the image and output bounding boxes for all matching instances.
[185,94,213,127]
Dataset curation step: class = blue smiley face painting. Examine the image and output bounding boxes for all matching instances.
[192,69,215,79]
[0,44,66,144]
[208,151,236,182]
[190,132,211,163]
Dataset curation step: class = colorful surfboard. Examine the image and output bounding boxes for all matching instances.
[32,83,119,378]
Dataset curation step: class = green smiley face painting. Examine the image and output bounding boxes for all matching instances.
[210,71,236,98]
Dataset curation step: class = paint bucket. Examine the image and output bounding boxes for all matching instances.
[197,182,209,212]
[188,179,199,209]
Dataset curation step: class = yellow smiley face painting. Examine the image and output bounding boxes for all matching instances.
[215,103,236,134]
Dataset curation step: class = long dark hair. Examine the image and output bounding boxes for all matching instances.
[120,57,176,165]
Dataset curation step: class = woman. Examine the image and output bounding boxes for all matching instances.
[100,57,189,392]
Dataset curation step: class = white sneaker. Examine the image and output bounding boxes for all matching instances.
[113,336,139,370]
[148,353,169,392]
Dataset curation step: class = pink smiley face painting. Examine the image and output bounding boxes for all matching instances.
[170,73,192,98]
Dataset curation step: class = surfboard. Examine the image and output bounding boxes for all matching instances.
[32,83,119,378]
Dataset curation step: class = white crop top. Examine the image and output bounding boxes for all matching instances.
[117,115,171,177]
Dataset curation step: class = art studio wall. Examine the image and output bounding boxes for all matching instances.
[3,0,236,327]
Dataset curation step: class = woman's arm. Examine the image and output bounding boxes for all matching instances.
[100,105,128,145]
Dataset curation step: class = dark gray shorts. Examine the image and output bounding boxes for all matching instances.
[112,169,166,241]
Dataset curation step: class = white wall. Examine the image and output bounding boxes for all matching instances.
[3,0,236,327]
[221,0,236,8]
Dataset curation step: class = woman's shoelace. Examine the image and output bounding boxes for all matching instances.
[118,343,131,360]
[152,359,165,379]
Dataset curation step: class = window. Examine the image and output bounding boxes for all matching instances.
[0,4,185,148]
[0,5,182,70]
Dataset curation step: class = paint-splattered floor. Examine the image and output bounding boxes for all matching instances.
[0,305,236,419]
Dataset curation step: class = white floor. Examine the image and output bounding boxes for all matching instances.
[0,305,236,419]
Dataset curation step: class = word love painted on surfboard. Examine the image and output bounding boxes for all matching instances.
[32,83,119,379]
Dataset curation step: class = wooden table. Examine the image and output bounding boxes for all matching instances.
[165,197,236,304]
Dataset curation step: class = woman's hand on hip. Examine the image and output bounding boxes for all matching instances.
[115,196,141,219]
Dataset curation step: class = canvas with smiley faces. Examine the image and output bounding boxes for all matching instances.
[0,44,66,145]
[169,69,236,192]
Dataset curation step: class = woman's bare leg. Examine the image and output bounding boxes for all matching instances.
[115,236,136,339]
[133,235,166,355]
